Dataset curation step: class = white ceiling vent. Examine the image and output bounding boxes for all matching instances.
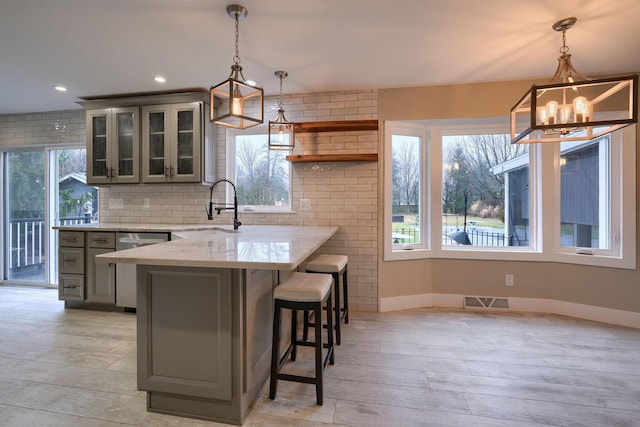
[464,296,510,310]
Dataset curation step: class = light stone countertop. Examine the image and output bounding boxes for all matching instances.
[53,222,222,233]
[95,225,339,270]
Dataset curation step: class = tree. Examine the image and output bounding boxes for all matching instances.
[443,134,528,217]
[8,152,45,218]
[442,142,471,215]
[463,134,528,205]
[392,136,420,214]
[235,136,289,206]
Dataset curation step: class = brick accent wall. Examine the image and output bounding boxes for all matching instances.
[0,89,379,312]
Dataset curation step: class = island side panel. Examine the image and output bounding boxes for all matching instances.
[240,268,278,416]
[137,265,242,424]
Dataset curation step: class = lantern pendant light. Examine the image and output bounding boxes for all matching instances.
[510,17,637,144]
[210,4,264,129]
[268,71,295,151]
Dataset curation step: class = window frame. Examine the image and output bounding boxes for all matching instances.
[383,122,430,260]
[383,118,636,269]
[226,127,293,214]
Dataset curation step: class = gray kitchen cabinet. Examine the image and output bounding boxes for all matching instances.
[58,231,116,305]
[86,107,140,185]
[58,231,85,301]
[135,265,275,424]
[86,232,116,304]
[141,102,214,183]
[80,91,215,186]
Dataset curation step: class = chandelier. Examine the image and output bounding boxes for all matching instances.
[210,4,264,129]
[268,71,295,151]
[510,17,637,144]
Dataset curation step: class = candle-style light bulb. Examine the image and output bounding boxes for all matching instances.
[573,96,590,123]
[545,100,559,125]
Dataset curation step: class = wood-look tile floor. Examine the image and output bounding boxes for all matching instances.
[0,285,639,427]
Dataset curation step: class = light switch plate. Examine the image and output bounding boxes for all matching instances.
[300,199,311,210]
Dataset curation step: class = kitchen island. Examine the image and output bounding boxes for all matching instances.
[95,225,338,425]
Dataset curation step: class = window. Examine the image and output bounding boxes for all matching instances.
[384,123,428,260]
[226,128,292,213]
[559,139,608,249]
[442,134,530,248]
[383,119,635,269]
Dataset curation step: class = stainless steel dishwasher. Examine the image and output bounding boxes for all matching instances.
[115,232,170,309]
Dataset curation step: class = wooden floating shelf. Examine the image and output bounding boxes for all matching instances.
[293,119,378,133]
[285,153,378,163]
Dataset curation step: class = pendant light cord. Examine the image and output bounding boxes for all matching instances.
[233,12,241,66]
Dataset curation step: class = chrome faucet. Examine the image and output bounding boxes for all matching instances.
[208,179,242,230]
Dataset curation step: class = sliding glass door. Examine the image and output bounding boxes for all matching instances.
[2,146,96,286]
[5,150,46,282]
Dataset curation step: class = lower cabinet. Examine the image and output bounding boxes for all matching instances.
[58,231,116,305]
[58,231,85,301]
[86,248,116,303]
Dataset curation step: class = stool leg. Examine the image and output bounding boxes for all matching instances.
[291,308,298,361]
[269,300,281,400]
[332,273,341,345]
[302,310,309,341]
[326,293,335,365]
[343,266,349,324]
[314,302,323,405]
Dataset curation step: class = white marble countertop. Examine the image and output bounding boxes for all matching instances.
[53,222,220,233]
[95,225,339,270]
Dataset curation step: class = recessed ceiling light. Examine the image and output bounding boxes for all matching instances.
[154,76,166,83]
[54,85,68,92]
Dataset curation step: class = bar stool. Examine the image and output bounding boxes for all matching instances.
[269,272,335,406]
[303,254,348,344]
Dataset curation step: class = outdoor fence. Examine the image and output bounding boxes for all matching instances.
[393,227,509,247]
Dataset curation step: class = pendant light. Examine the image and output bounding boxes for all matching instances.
[210,4,264,129]
[511,17,637,144]
[268,71,295,151]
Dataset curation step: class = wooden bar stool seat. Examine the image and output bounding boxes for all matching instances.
[304,254,349,344]
[269,272,335,405]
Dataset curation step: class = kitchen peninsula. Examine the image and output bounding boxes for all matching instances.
[95,225,338,425]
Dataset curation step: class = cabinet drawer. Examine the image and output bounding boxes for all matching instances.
[59,231,84,247]
[59,247,85,274]
[88,232,116,248]
[59,274,84,301]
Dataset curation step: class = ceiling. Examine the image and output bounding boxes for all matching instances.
[1,0,639,115]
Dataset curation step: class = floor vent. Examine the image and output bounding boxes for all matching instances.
[464,296,510,310]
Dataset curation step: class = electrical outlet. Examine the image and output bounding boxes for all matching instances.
[505,274,514,287]
[300,199,311,211]
[108,199,123,209]
[143,198,150,209]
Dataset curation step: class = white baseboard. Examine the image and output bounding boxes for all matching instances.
[378,293,640,329]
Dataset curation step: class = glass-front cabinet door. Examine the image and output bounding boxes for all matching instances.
[86,107,139,184]
[141,105,171,183]
[142,102,201,183]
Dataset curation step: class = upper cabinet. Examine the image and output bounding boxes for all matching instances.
[141,102,202,183]
[79,91,215,186]
[86,107,140,184]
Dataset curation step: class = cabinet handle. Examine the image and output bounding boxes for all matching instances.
[110,167,115,179]
[169,165,174,177]
[164,166,169,177]
[63,285,78,289]
[92,238,108,243]
[64,259,77,264]
[61,237,76,242]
